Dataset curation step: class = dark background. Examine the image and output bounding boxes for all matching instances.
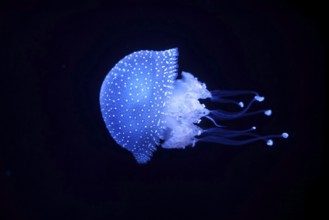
[1,0,326,219]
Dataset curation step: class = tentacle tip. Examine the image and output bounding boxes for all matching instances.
[238,101,244,108]
[264,109,272,116]
[252,126,256,130]
[282,132,289,138]
[266,139,273,146]
[255,95,265,102]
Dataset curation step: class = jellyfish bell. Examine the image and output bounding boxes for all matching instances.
[99,48,288,164]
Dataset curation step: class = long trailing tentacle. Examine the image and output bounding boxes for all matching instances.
[197,132,288,146]
[197,89,289,146]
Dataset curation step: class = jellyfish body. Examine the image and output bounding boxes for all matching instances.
[100,48,288,164]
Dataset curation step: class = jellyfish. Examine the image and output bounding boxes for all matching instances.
[99,48,288,164]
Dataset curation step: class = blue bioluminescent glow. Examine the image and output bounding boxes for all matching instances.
[99,48,288,164]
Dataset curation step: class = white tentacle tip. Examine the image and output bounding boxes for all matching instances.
[266,139,273,146]
[282,133,289,138]
[264,109,272,116]
[255,95,265,102]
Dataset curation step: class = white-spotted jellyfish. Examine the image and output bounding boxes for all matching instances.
[99,48,288,164]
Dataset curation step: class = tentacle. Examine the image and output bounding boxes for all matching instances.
[197,132,288,146]
[210,89,263,98]
[197,89,289,148]
[209,95,269,120]
[202,126,257,138]
[204,116,223,127]
[210,90,264,108]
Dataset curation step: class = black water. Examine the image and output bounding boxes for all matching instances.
[1,0,326,219]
